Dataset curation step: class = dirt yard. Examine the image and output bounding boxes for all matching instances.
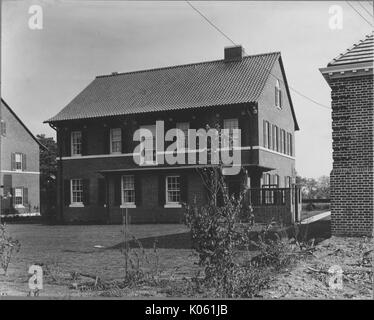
[0,222,372,299]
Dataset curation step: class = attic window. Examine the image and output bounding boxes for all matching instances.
[275,80,282,109]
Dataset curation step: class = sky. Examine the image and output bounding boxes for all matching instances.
[1,0,373,178]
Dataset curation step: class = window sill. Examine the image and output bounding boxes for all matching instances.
[69,203,84,208]
[14,205,25,209]
[164,203,182,208]
[120,204,137,209]
[71,154,82,158]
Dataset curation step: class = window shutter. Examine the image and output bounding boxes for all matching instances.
[23,187,28,207]
[97,178,106,206]
[158,175,165,206]
[11,188,15,208]
[22,153,27,171]
[64,130,71,157]
[104,127,110,154]
[114,176,121,206]
[81,130,88,156]
[11,153,15,171]
[180,175,188,203]
[121,126,127,154]
[238,116,248,147]
[135,175,142,206]
[83,179,90,205]
[64,180,71,206]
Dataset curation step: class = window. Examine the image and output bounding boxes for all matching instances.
[223,118,239,148]
[15,153,22,171]
[140,125,156,164]
[272,125,277,151]
[285,176,292,188]
[263,120,271,148]
[282,130,286,154]
[110,128,122,153]
[14,188,23,206]
[71,179,83,204]
[122,175,135,204]
[166,176,181,204]
[0,120,6,136]
[274,174,279,187]
[176,122,190,150]
[275,80,282,108]
[71,131,82,156]
[288,133,293,156]
[275,126,279,152]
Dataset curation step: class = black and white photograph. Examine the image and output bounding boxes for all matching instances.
[0,0,373,304]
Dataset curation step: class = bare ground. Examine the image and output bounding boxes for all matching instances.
[0,222,372,299]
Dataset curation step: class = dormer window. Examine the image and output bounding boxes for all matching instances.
[275,80,282,108]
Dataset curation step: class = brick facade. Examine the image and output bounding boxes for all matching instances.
[329,75,374,236]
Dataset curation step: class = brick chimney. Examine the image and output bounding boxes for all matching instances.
[224,45,244,62]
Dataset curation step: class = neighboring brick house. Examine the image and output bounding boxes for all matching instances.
[0,99,43,216]
[320,34,374,236]
[45,46,299,224]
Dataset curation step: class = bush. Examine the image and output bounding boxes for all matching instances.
[0,223,21,275]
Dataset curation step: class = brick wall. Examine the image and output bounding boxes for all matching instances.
[330,75,373,236]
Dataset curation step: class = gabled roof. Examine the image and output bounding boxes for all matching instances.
[1,98,45,149]
[46,52,285,123]
[328,33,374,67]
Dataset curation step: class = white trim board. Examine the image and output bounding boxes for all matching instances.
[0,170,40,175]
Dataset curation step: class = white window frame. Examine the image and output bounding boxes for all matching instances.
[14,187,24,208]
[223,118,239,148]
[121,175,136,208]
[70,179,84,207]
[165,176,182,208]
[15,153,23,172]
[176,122,190,151]
[71,131,82,156]
[110,128,122,154]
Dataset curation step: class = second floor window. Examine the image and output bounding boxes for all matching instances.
[15,153,23,171]
[223,118,239,148]
[110,128,122,153]
[176,122,189,150]
[0,120,6,136]
[71,131,82,156]
[122,175,135,204]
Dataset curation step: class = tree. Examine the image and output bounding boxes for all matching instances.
[296,175,330,199]
[37,134,57,220]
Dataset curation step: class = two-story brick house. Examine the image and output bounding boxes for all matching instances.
[0,99,42,216]
[320,34,373,236]
[45,46,299,224]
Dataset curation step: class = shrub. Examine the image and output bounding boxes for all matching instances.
[0,223,21,275]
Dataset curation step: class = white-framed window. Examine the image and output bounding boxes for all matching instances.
[287,133,293,156]
[71,131,82,156]
[223,118,239,148]
[14,188,23,206]
[166,176,181,204]
[110,128,122,153]
[176,122,190,150]
[140,125,156,164]
[263,120,269,148]
[71,179,83,204]
[15,153,23,171]
[275,79,282,108]
[282,130,286,154]
[274,174,279,187]
[122,175,135,205]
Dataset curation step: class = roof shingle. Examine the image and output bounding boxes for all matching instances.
[328,33,374,67]
[46,52,280,123]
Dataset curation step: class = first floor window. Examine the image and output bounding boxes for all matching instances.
[166,176,181,203]
[71,179,83,204]
[110,128,122,153]
[122,175,135,204]
[71,131,82,156]
[14,188,23,205]
[282,130,286,154]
